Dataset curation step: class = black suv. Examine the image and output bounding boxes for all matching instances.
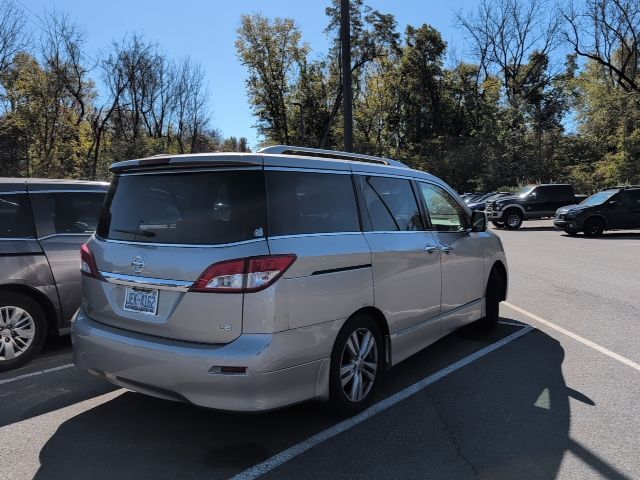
[485,184,582,229]
[554,186,640,237]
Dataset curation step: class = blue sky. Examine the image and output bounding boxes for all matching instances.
[21,0,476,149]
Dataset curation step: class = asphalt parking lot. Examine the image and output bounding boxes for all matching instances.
[1,220,639,480]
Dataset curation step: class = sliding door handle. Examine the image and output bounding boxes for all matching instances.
[441,245,453,254]
[425,245,439,254]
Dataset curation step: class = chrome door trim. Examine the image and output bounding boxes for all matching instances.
[264,166,352,175]
[267,232,363,240]
[95,236,266,249]
[38,233,93,241]
[99,271,193,292]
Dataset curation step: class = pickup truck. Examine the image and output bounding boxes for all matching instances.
[485,184,584,229]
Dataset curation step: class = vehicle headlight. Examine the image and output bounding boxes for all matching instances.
[495,204,505,210]
[564,211,577,219]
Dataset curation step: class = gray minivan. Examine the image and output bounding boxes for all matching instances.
[0,179,108,371]
[73,146,508,414]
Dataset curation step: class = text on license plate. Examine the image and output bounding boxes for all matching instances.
[123,287,159,315]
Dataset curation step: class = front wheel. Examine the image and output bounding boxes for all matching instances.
[329,314,383,415]
[583,217,605,237]
[504,210,523,230]
[0,292,47,372]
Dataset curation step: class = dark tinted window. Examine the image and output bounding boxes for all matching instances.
[98,170,266,245]
[419,182,467,232]
[267,171,359,236]
[31,192,105,237]
[362,176,424,231]
[0,194,35,238]
[616,190,640,207]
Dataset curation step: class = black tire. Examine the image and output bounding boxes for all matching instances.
[0,292,47,372]
[491,220,505,229]
[583,217,605,237]
[503,209,523,230]
[564,228,578,236]
[329,314,383,416]
[477,268,505,329]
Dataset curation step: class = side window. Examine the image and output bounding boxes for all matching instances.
[419,183,467,232]
[0,194,36,238]
[266,171,360,236]
[630,190,640,205]
[616,191,636,207]
[362,176,424,231]
[32,192,105,237]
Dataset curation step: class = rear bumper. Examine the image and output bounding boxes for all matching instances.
[72,308,329,411]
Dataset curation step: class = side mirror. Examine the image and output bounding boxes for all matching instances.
[607,200,618,207]
[471,210,487,232]
[529,192,537,199]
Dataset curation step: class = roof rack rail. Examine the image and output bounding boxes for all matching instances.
[258,145,408,168]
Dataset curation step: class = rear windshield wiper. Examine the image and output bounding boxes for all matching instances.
[113,228,156,238]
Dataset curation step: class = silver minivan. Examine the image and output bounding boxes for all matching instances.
[73,146,508,413]
[1,178,108,371]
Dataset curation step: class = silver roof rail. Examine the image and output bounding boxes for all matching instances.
[258,145,408,168]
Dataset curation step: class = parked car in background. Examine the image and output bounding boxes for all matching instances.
[467,192,512,211]
[485,184,583,229]
[554,185,640,237]
[0,179,108,371]
[73,146,508,414]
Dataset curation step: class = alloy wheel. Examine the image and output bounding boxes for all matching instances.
[339,328,378,403]
[506,214,521,228]
[0,306,36,361]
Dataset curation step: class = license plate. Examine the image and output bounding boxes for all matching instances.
[123,287,159,315]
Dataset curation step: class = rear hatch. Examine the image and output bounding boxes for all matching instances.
[83,167,268,344]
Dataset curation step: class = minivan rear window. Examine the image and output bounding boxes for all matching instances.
[97,170,266,245]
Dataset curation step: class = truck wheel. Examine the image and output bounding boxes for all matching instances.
[491,220,505,229]
[583,217,605,237]
[0,292,47,372]
[504,209,523,230]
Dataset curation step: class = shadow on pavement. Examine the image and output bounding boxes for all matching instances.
[31,321,627,480]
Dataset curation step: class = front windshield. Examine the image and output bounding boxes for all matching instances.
[516,185,535,198]
[580,190,617,206]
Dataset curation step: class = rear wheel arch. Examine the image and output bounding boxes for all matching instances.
[351,306,389,364]
[0,284,58,336]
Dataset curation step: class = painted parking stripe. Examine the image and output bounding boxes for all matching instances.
[504,302,640,373]
[0,363,74,386]
[230,325,534,480]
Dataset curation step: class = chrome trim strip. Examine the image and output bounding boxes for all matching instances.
[27,189,107,194]
[99,271,193,292]
[268,232,363,240]
[38,233,93,241]
[96,236,266,248]
[0,237,37,241]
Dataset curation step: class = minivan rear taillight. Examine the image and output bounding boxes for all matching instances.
[191,255,296,293]
[80,244,102,280]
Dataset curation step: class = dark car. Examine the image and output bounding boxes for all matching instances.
[0,178,108,371]
[486,184,582,229]
[554,186,640,237]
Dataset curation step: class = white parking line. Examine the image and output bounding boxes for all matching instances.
[0,363,74,386]
[230,325,534,480]
[504,302,640,373]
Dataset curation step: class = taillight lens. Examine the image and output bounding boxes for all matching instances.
[80,244,102,280]
[191,255,296,293]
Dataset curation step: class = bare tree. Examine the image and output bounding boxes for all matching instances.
[173,57,209,153]
[563,0,640,93]
[456,0,561,104]
[0,0,26,75]
[41,11,90,126]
